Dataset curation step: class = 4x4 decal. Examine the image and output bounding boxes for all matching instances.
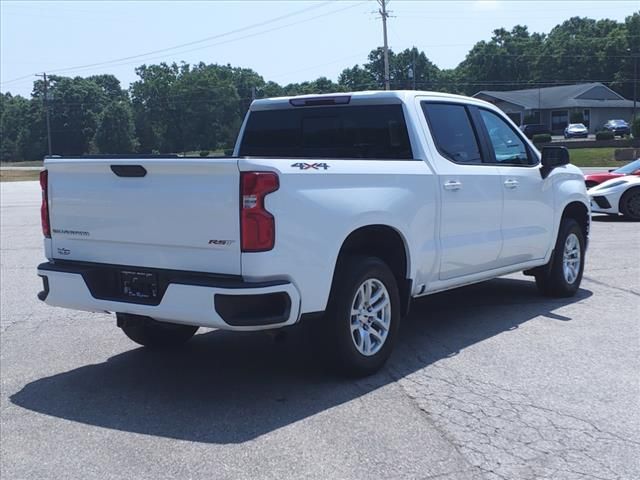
[291,162,330,170]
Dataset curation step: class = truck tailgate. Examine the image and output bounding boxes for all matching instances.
[46,158,241,275]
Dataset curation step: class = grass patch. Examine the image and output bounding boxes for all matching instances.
[0,160,44,167]
[0,170,40,182]
[181,149,228,157]
[568,148,619,167]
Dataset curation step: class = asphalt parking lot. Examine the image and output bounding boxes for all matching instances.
[1,181,639,480]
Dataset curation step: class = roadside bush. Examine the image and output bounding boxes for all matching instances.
[224,148,234,156]
[633,116,640,139]
[595,131,615,141]
[532,133,552,144]
[199,150,210,157]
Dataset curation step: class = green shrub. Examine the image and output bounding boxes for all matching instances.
[223,148,234,156]
[595,131,615,141]
[199,150,210,157]
[633,117,640,139]
[532,133,552,144]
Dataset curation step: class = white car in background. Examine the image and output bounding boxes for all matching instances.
[589,175,640,220]
[563,123,588,139]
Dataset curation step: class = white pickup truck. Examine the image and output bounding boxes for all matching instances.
[37,91,590,376]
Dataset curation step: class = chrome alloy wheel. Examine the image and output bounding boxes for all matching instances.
[350,278,391,356]
[562,233,581,284]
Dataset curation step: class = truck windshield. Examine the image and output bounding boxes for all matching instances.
[238,104,413,159]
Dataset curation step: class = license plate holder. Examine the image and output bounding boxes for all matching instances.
[120,270,158,300]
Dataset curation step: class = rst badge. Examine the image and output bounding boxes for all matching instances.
[208,240,235,246]
[291,162,329,170]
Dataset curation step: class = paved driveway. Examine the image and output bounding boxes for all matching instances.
[1,182,639,480]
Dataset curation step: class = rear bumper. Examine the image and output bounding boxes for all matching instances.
[37,261,301,331]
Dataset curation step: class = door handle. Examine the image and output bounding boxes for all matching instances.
[443,180,462,191]
[504,179,519,189]
[111,165,147,177]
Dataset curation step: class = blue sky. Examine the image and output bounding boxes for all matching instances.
[1,0,637,97]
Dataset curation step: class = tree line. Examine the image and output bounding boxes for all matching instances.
[1,13,638,161]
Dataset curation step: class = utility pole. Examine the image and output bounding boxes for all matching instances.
[633,54,637,122]
[412,48,416,90]
[628,48,637,123]
[378,0,390,90]
[36,73,53,156]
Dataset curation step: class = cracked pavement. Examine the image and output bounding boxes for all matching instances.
[1,181,639,479]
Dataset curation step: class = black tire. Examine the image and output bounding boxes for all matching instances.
[619,187,640,221]
[322,256,401,377]
[535,218,585,297]
[117,313,198,348]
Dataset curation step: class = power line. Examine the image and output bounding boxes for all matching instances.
[2,23,635,87]
[56,2,368,78]
[0,1,341,85]
[43,2,334,76]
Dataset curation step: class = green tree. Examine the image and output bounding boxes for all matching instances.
[168,63,241,152]
[36,75,108,155]
[87,74,128,102]
[0,93,31,161]
[613,12,640,100]
[338,65,376,90]
[393,47,440,90]
[535,17,626,89]
[131,62,243,153]
[339,47,440,91]
[455,25,545,95]
[130,63,180,152]
[282,77,344,96]
[95,101,136,153]
[260,81,285,98]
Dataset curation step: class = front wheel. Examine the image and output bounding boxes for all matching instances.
[323,256,401,377]
[535,218,585,297]
[619,187,640,221]
[117,313,199,348]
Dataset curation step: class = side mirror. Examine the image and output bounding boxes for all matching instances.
[540,146,569,179]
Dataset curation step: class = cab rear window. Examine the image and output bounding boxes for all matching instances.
[239,105,413,159]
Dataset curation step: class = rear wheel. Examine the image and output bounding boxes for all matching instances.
[535,218,585,297]
[619,187,640,221]
[117,313,198,348]
[322,256,400,377]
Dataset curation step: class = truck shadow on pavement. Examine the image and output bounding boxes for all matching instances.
[11,277,592,444]
[591,214,637,222]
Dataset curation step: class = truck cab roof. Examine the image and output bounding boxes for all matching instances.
[250,90,493,111]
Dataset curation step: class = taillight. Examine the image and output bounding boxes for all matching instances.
[40,170,51,238]
[240,172,279,252]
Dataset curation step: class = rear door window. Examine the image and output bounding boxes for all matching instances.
[421,102,483,164]
[239,105,413,159]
